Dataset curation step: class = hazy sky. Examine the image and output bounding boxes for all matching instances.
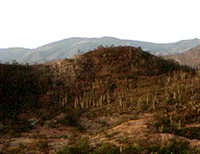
[0,0,200,48]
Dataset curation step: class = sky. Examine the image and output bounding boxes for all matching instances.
[0,0,200,48]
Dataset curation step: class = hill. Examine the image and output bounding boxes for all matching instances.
[1,37,200,64]
[164,45,200,67]
[41,46,192,104]
[1,46,200,153]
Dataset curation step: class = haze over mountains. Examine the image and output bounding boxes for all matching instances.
[1,37,200,64]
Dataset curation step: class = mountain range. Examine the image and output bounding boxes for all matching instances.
[1,37,200,64]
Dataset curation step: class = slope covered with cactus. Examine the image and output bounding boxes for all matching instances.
[1,46,200,153]
[39,46,193,115]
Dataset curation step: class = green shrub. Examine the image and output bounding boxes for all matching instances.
[56,142,91,154]
[122,144,144,154]
[93,143,120,154]
[159,138,190,154]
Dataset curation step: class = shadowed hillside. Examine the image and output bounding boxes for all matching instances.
[0,64,51,120]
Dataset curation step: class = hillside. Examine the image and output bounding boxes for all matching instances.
[1,37,200,64]
[1,46,200,153]
[164,45,200,67]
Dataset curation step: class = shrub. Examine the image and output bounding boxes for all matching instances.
[1,117,32,135]
[153,113,178,133]
[122,144,143,154]
[176,126,200,140]
[93,143,120,154]
[159,138,190,154]
[56,142,91,154]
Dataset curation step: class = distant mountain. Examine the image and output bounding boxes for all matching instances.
[163,45,200,67]
[1,37,200,64]
[0,48,31,63]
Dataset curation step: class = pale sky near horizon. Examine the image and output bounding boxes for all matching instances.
[0,0,200,48]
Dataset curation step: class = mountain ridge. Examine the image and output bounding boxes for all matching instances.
[1,37,200,64]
